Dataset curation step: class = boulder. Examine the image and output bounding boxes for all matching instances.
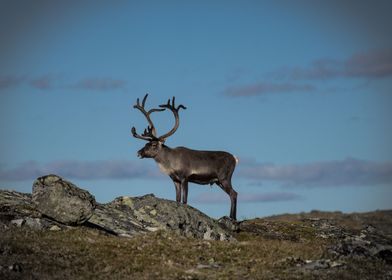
[32,175,96,225]
[0,189,59,230]
[87,202,147,237]
[89,194,233,240]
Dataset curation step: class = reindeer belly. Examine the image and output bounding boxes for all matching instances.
[188,173,219,185]
[157,160,220,185]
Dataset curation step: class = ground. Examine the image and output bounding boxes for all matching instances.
[1,210,391,279]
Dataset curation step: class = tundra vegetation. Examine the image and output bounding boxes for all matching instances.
[0,176,391,279]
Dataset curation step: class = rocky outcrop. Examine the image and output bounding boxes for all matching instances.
[239,216,392,269]
[328,224,392,264]
[300,218,392,264]
[0,190,60,231]
[32,175,96,225]
[1,175,233,241]
[89,194,232,240]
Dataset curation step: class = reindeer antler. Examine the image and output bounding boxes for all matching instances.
[131,94,165,141]
[158,96,187,142]
[132,94,187,142]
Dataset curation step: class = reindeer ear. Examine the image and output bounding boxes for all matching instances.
[159,139,166,144]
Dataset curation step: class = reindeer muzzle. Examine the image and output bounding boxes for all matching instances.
[137,149,144,159]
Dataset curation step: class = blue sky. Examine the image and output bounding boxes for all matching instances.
[1,1,391,219]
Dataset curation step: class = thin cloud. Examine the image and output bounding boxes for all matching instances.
[224,49,392,97]
[29,74,58,90]
[0,75,25,90]
[0,160,163,182]
[70,78,127,91]
[2,158,391,188]
[223,82,316,97]
[1,75,127,92]
[193,192,301,204]
[345,48,392,78]
[274,49,392,80]
[237,157,392,187]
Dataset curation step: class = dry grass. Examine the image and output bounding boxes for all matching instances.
[0,226,325,279]
[1,211,391,279]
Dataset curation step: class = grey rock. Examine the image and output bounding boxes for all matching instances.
[49,225,61,231]
[328,225,392,264]
[87,202,147,236]
[10,218,24,227]
[1,190,42,230]
[0,190,33,207]
[0,190,37,217]
[8,217,54,230]
[32,174,96,225]
[196,263,220,269]
[278,257,345,271]
[89,194,233,240]
[24,217,43,230]
[218,216,239,232]
[301,259,333,270]
[2,176,233,240]
[305,218,348,239]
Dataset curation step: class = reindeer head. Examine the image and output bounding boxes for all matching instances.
[131,94,186,159]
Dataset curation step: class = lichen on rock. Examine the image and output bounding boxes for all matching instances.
[32,174,96,225]
[89,194,233,240]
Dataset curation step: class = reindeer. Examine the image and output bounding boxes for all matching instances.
[131,94,238,220]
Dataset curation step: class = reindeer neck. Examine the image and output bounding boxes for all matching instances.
[154,144,172,164]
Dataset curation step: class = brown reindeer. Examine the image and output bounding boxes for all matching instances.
[131,94,238,220]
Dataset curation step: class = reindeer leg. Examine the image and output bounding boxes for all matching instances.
[218,180,238,220]
[174,180,181,203]
[181,179,189,204]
